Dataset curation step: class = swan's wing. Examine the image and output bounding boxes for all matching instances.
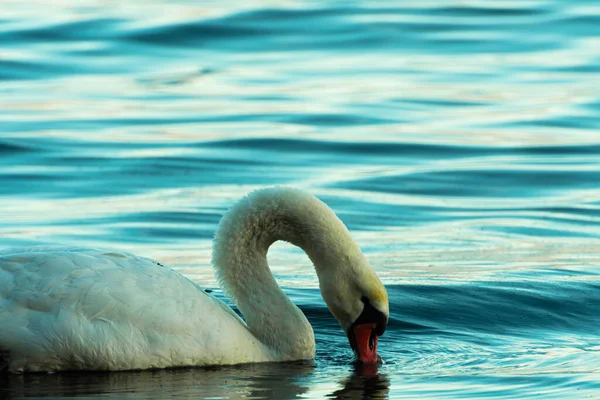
[0,246,268,372]
[181,274,242,322]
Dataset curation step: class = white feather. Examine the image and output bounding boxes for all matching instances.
[0,247,271,372]
[0,188,388,372]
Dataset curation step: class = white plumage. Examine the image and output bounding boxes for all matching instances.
[0,246,271,372]
[0,188,388,372]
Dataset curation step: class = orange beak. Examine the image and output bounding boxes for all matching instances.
[353,323,378,364]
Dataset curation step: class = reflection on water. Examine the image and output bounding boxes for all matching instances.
[0,362,393,400]
[331,364,390,400]
[2,362,314,399]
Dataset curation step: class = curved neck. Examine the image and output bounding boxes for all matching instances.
[211,188,363,359]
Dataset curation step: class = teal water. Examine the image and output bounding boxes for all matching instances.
[1,1,600,398]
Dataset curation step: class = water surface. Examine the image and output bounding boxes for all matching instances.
[1,0,600,398]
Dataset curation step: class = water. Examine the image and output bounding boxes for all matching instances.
[1,0,599,398]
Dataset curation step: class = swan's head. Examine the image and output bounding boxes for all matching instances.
[319,260,389,364]
[220,186,389,363]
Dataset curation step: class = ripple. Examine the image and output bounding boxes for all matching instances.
[335,169,600,197]
[1,0,599,398]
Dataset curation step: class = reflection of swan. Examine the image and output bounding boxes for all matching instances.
[0,188,388,372]
[2,361,316,399]
[331,364,390,400]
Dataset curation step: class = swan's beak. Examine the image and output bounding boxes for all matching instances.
[349,323,379,364]
[346,297,387,364]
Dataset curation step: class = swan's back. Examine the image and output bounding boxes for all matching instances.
[0,246,271,372]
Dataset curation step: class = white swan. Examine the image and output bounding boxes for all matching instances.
[0,187,389,372]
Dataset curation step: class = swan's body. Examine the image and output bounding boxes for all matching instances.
[0,188,388,372]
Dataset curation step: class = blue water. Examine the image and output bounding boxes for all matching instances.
[1,1,600,398]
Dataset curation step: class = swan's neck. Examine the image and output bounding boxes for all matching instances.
[212,188,364,359]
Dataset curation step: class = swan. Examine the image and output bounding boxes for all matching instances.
[0,187,389,372]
